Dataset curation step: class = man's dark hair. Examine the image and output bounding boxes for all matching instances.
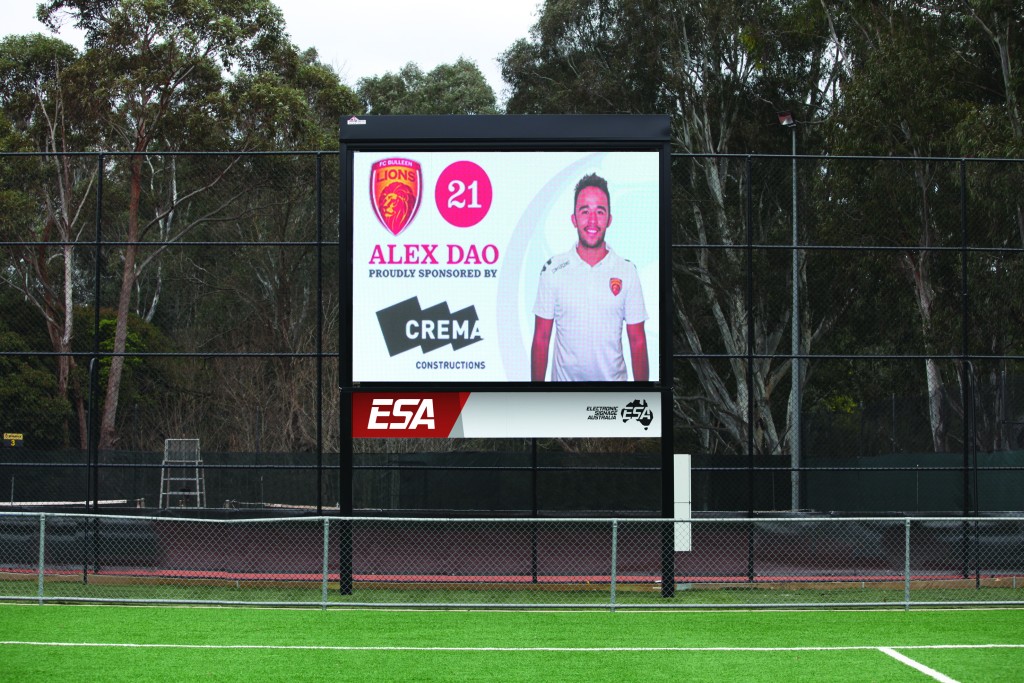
[573,173,610,211]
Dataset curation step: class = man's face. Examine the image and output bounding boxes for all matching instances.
[572,185,612,249]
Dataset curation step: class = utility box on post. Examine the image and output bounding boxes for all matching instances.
[674,453,691,552]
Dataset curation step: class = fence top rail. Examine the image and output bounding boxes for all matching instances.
[1,150,1023,163]
[0,150,329,157]
[1,511,1022,524]
[670,152,1024,163]
[7,241,1024,254]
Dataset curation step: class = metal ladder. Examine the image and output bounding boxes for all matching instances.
[159,438,206,508]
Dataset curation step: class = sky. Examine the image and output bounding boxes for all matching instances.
[1,0,543,101]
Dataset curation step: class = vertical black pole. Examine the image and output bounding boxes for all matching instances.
[960,160,970,579]
[971,377,980,589]
[961,159,982,588]
[84,360,95,585]
[659,485,675,597]
[91,154,107,574]
[86,359,97,510]
[745,156,756,583]
[339,399,353,596]
[660,143,675,598]
[90,153,104,514]
[531,437,538,584]
[83,153,103,584]
[338,142,354,595]
[316,153,324,514]
[961,159,970,519]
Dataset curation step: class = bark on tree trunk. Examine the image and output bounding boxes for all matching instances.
[99,153,143,449]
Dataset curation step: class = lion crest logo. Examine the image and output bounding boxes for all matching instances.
[371,158,423,236]
[609,278,622,296]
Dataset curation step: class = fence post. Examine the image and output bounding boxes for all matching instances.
[321,517,330,609]
[37,514,46,605]
[960,159,971,521]
[660,521,675,597]
[904,518,911,610]
[610,520,618,612]
[339,518,353,595]
[80,517,88,585]
[531,438,538,584]
[89,153,103,513]
[315,152,324,515]
[745,156,756,583]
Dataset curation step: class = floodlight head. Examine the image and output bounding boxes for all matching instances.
[778,111,796,127]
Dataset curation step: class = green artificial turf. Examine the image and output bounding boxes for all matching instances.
[0,604,1022,682]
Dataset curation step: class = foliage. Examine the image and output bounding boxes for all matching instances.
[1,0,1023,465]
[357,58,497,115]
[0,295,71,448]
[229,47,362,149]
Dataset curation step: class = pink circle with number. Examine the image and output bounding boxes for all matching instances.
[435,161,492,228]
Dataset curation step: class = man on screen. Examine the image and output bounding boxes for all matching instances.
[531,173,649,382]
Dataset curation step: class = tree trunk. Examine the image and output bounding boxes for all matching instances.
[99,153,143,449]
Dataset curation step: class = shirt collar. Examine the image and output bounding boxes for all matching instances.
[572,243,613,267]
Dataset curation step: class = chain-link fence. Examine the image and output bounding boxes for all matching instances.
[1,512,1022,609]
[1,151,1023,516]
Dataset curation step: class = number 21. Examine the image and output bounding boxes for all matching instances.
[447,180,481,209]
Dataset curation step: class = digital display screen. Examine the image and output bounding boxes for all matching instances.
[351,150,660,383]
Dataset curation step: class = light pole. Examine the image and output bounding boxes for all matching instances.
[778,111,800,511]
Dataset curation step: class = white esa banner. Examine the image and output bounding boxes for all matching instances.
[351,151,660,383]
[352,392,661,438]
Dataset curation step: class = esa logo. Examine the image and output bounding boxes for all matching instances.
[367,398,435,430]
[621,399,654,430]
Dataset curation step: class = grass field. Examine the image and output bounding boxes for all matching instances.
[1,604,1022,681]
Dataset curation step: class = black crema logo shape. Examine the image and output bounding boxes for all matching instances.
[376,296,483,357]
[621,399,655,430]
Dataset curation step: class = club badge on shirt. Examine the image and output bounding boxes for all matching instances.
[610,277,622,296]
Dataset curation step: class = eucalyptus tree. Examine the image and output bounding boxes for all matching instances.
[357,58,498,115]
[171,46,362,453]
[943,0,1023,150]
[36,0,290,448]
[0,33,96,446]
[819,1,990,453]
[940,0,1024,449]
[500,0,843,457]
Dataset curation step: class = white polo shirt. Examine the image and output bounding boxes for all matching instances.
[533,244,648,381]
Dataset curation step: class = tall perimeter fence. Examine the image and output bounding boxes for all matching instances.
[1,152,1023,529]
[1,512,1022,609]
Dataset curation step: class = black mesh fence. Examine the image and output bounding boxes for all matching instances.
[1,152,1023,517]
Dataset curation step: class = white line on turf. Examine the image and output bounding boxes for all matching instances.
[879,647,959,683]
[1,641,1022,653]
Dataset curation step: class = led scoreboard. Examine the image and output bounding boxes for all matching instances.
[340,115,671,442]
[342,116,668,387]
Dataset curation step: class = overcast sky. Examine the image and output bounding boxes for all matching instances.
[1,0,542,101]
